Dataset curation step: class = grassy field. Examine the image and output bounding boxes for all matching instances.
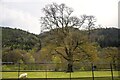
[1,77,120,80]
[2,71,120,80]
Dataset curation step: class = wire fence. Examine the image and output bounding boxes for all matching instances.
[1,62,120,80]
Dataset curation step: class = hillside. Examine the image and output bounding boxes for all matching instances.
[40,27,120,48]
[2,27,119,49]
[2,27,41,51]
[90,28,120,47]
[1,27,120,64]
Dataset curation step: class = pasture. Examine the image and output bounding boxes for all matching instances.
[2,71,120,80]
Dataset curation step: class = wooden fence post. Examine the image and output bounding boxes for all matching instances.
[18,63,20,80]
[92,63,94,80]
[110,63,114,80]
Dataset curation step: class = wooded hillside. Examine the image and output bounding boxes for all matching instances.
[1,27,119,71]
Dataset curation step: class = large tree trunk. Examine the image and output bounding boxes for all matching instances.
[66,60,73,72]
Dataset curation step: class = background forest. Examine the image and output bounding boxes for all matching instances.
[1,27,120,71]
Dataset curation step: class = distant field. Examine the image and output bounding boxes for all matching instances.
[2,71,120,79]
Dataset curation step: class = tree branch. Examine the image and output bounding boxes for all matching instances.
[55,49,69,60]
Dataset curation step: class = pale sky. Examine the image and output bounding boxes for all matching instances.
[0,0,119,34]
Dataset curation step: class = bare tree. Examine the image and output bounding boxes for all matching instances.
[40,3,87,32]
[40,3,97,72]
[86,16,96,41]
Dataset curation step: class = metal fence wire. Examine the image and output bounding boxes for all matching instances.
[2,62,120,80]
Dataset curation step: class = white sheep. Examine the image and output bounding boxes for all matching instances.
[19,73,27,78]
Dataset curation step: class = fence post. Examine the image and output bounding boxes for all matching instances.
[70,71,71,80]
[110,63,114,80]
[18,63,20,80]
[92,63,94,80]
[45,63,47,80]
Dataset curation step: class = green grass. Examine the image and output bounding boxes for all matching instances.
[1,78,120,80]
[2,71,120,79]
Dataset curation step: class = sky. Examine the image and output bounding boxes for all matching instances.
[0,0,119,34]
